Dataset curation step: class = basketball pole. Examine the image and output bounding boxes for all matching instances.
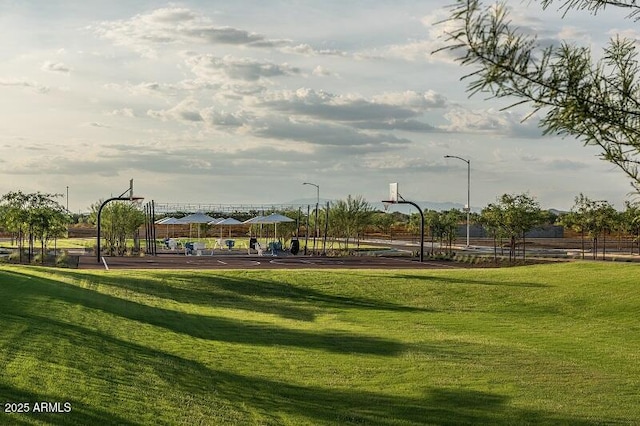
[384,182,423,262]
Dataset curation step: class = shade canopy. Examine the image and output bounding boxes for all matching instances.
[244,213,294,224]
[156,217,182,225]
[178,213,216,224]
[213,217,242,226]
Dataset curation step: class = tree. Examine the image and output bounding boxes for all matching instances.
[329,195,373,250]
[592,200,618,260]
[89,200,145,256]
[560,194,617,259]
[479,202,506,261]
[437,0,640,193]
[622,201,640,254]
[440,209,464,255]
[484,193,546,261]
[0,191,70,263]
[424,210,443,254]
[372,211,397,241]
[559,193,593,259]
[407,212,422,244]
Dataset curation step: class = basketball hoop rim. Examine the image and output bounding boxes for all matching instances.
[382,200,397,212]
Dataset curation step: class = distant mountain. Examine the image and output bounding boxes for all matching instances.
[372,201,474,213]
[286,199,571,214]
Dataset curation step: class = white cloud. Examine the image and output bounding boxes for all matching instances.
[259,88,445,126]
[280,43,348,57]
[253,116,411,149]
[312,66,333,77]
[147,98,203,123]
[442,108,542,137]
[0,78,49,93]
[108,108,135,117]
[186,54,301,82]
[92,7,289,57]
[41,61,72,74]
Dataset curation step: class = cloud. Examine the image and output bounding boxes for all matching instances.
[200,108,248,128]
[442,108,543,137]
[259,88,446,127]
[186,54,301,82]
[351,119,438,133]
[312,66,333,77]
[253,116,411,149]
[108,108,135,117]
[92,7,289,57]
[41,61,72,74]
[0,78,49,93]
[87,122,110,128]
[7,142,319,178]
[280,44,348,57]
[147,98,203,123]
[545,159,590,171]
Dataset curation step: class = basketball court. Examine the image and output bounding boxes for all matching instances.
[77,254,461,270]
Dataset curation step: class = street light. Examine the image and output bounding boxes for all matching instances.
[303,182,319,255]
[444,155,471,248]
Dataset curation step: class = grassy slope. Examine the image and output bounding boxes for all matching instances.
[0,262,638,425]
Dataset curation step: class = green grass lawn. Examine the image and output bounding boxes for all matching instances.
[0,262,638,425]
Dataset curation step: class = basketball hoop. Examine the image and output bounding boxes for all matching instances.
[382,181,424,262]
[389,183,398,203]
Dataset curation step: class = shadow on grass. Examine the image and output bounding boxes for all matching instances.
[0,313,606,425]
[392,273,550,288]
[53,269,432,322]
[1,270,403,356]
[0,384,141,426]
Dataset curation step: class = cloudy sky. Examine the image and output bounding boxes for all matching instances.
[1,0,636,212]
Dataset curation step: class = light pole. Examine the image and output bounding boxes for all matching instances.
[303,182,319,255]
[444,155,471,248]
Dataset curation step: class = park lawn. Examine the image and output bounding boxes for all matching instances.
[0,238,95,250]
[0,262,638,425]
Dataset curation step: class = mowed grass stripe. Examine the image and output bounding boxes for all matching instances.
[0,262,638,425]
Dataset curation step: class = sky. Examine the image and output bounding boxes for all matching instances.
[1,0,637,212]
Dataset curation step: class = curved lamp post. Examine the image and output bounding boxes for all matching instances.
[444,155,471,248]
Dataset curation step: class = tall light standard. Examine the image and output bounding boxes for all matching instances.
[444,155,471,248]
[303,182,319,254]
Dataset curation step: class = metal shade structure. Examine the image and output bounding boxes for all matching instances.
[244,213,295,224]
[160,217,183,225]
[215,217,243,226]
[178,212,216,238]
[178,213,217,224]
[155,217,182,225]
[211,217,242,239]
[244,213,294,242]
[155,217,182,238]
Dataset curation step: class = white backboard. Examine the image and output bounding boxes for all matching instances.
[389,183,398,203]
